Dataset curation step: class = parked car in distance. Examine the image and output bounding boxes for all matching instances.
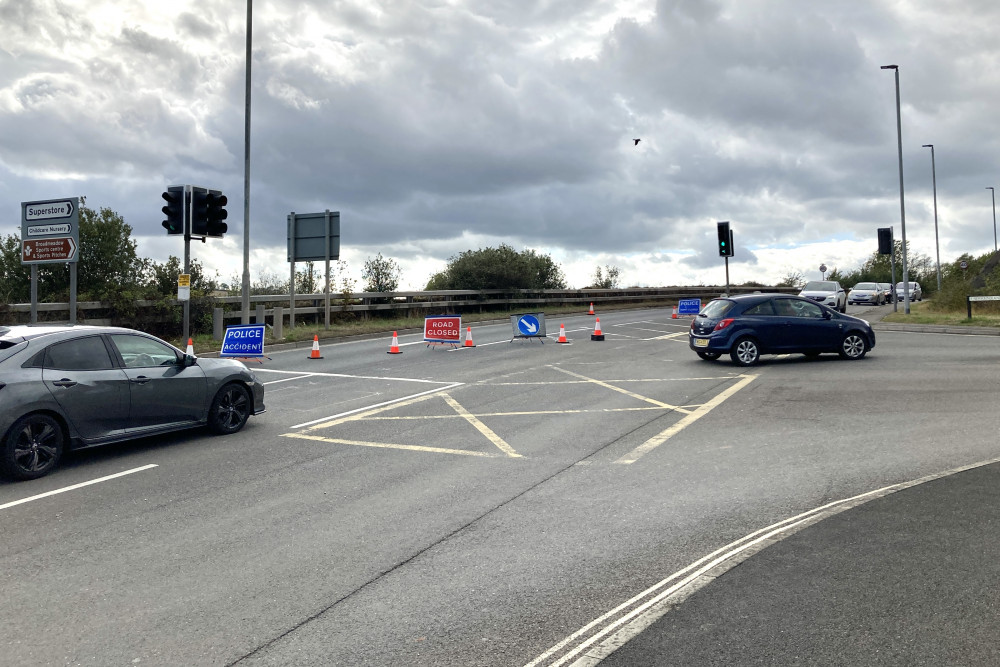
[798,280,847,313]
[878,283,894,303]
[848,282,883,306]
[895,281,922,302]
[689,293,876,366]
[0,325,266,481]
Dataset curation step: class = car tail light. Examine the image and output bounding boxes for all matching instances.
[690,320,696,330]
[714,318,734,331]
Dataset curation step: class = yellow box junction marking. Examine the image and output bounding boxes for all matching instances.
[615,374,757,465]
[281,367,754,464]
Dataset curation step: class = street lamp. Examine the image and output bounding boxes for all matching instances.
[921,144,941,291]
[988,187,997,253]
[881,65,910,313]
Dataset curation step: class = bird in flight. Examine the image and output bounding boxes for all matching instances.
[633,138,641,146]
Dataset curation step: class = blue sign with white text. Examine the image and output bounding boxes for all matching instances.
[220,324,266,357]
[678,298,702,315]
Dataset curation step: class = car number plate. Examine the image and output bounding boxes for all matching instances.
[694,338,709,348]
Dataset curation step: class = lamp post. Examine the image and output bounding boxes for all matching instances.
[921,144,941,291]
[881,65,910,313]
[241,0,253,324]
[988,187,997,253]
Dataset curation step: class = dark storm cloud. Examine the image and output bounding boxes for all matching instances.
[2,0,1000,287]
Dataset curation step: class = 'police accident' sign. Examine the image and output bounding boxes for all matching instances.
[220,324,266,357]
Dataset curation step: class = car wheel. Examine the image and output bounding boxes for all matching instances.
[839,333,868,360]
[208,383,252,435]
[730,337,761,366]
[696,351,722,361]
[1,414,64,480]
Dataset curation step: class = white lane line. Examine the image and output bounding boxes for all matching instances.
[254,368,449,385]
[527,455,1000,667]
[0,464,159,511]
[290,382,465,429]
[262,375,311,386]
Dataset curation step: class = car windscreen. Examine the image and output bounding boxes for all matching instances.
[854,283,877,290]
[802,281,837,291]
[700,300,735,318]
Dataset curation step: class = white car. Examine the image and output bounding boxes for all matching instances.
[895,282,922,302]
[798,280,847,313]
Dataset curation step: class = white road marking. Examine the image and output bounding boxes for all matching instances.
[527,455,1000,667]
[615,374,757,464]
[254,368,449,384]
[0,464,159,511]
[290,382,465,429]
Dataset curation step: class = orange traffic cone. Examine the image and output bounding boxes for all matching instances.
[671,306,678,319]
[464,326,476,347]
[387,331,402,354]
[588,302,595,315]
[591,317,605,341]
[185,338,194,355]
[308,334,323,359]
[556,323,569,344]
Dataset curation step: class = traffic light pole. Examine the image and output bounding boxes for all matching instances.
[183,185,191,341]
[724,255,730,296]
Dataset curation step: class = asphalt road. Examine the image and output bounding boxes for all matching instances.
[3,305,999,666]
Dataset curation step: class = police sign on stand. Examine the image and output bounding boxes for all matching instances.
[220,324,266,357]
[678,298,701,315]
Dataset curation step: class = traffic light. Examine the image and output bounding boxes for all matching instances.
[161,186,185,235]
[205,190,228,237]
[717,221,733,257]
[189,187,209,236]
[877,227,893,255]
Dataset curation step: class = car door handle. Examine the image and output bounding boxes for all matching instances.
[130,376,151,384]
[51,379,77,388]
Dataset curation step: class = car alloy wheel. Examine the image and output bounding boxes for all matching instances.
[1,414,64,480]
[730,337,760,366]
[208,383,252,435]
[839,333,867,360]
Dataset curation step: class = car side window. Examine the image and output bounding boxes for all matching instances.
[109,334,179,368]
[793,300,826,319]
[773,299,797,317]
[44,336,115,371]
[744,301,776,316]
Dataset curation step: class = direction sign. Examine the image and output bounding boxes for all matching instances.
[21,197,80,265]
[24,199,75,221]
[21,237,78,264]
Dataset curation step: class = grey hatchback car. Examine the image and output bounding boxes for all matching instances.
[0,325,265,480]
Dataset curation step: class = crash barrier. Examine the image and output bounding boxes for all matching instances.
[1,286,798,335]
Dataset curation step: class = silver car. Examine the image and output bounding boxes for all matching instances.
[0,325,265,480]
[848,282,883,306]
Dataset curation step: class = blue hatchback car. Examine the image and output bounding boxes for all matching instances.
[689,293,876,366]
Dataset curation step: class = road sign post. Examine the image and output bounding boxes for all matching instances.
[21,197,80,324]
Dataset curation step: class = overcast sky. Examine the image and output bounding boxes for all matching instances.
[3,0,1000,290]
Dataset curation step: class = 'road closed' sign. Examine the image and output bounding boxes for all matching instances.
[424,316,462,344]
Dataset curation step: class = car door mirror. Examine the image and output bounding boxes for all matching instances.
[823,310,832,319]
[182,353,198,367]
